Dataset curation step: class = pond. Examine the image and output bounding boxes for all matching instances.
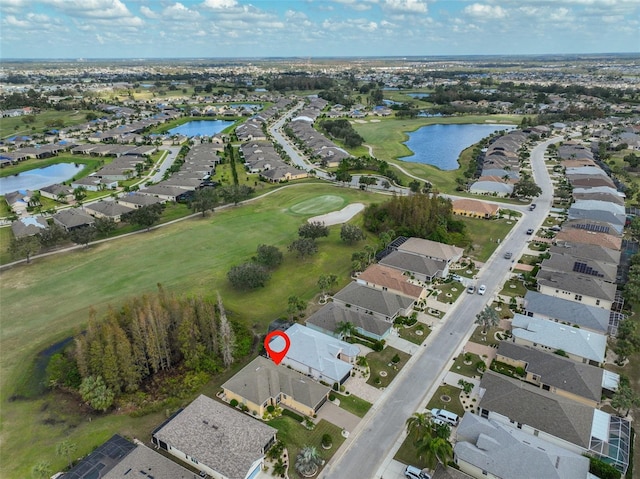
[407,93,431,98]
[401,123,515,170]
[0,162,84,195]
[168,120,235,137]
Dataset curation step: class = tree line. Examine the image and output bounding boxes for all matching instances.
[363,194,469,246]
[48,286,250,411]
[319,119,364,148]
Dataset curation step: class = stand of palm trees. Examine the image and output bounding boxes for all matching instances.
[405,411,454,471]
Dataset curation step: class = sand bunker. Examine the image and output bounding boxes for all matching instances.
[308,203,365,226]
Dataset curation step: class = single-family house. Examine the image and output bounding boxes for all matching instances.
[453,413,591,479]
[536,269,617,310]
[11,216,48,238]
[522,291,612,335]
[332,282,415,322]
[379,250,447,282]
[510,314,607,366]
[553,228,622,251]
[138,184,190,202]
[496,342,618,408]
[357,264,427,302]
[71,176,119,192]
[63,434,195,479]
[269,323,360,385]
[52,208,95,231]
[305,302,393,342]
[152,394,277,479]
[396,237,464,277]
[451,198,500,219]
[539,252,618,284]
[84,200,134,222]
[117,193,165,209]
[221,356,330,418]
[478,371,630,474]
[40,183,74,202]
[469,180,514,197]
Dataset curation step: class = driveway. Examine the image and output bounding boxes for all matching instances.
[385,334,421,355]
[315,401,361,433]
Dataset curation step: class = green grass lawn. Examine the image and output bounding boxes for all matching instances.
[394,433,433,471]
[0,183,379,477]
[468,326,503,348]
[458,216,517,262]
[0,226,13,264]
[332,392,372,418]
[451,353,484,379]
[397,322,430,345]
[0,109,95,140]
[425,384,465,417]
[433,281,465,304]
[499,278,528,298]
[268,417,345,479]
[366,346,411,388]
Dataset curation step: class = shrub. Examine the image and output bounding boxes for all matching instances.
[321,433,332,447]
[282,408,304,422]
[372,340,384,352]
[476,360,487,372]
[267,405,275,413]
[515,366,526,377]
[328,393,336,401]
[391,354,400,364]
[230,399,239,408]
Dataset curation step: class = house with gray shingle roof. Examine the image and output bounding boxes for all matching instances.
[11,216,48,238]
[510,314,606,366]
[523,291,612,335]
[221,356,330,418]
[495,342,618,407]
[379,250,447,283]
[478,371,630,475]
[52,208,95,231]
[306,302,392,342]
[84,200,134,222]
[536,269,617,310]
[269,323,360,385]
[332,282,415,322]
[540,252,618,284]
[454,413,591,479]
[117,193,165,209]
[357,264,427,302]
[152,394,276,479]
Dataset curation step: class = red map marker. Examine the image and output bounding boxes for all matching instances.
[264,331,291,365]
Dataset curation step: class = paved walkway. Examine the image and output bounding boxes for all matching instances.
[385,334,421,355]
[345,369,383,403]
[315,401,361,433]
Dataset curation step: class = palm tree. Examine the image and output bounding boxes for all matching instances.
[295,445,322,477]
[415,434,453,468]
[475,305,500,334]
[405,411,433,438]
[56,440,77,469]
[335,321,357,340]
[31,461,51,479]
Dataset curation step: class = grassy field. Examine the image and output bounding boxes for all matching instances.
[351,114,521,193]
[459,216,517,262]
[332,392,372,418]
[366,347,411,388]
[0,183,380,477]
[0,110,95,140]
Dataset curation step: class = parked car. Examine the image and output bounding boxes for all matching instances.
[529,203,537,210]
[467,285,475,294]
[430,408,460,427]
[477,285,486,295]
[526,228,534,235]
[504,251,513,259]
[451,274,462,282]
[405,465,431,479]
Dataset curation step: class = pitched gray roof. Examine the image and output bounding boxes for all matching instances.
[11,216,48,238]
[380,250,446,280]
[85,200,134,218]
[153,395,276,479]
[549,243,620,265]
[496,342,603,403]
[479,371,594,448]
[104,442,196,479]
[222,356,330,411]
[397,237,464,262]
[306,302,392,338]
[536,270,617,302]
[540,252,617,283]
[454,413,590,479]
[53,208,95,229]
[511,314,607,363]
[332,281,415,318]
[523,291,610,334]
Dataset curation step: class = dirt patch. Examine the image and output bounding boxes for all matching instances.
[308,203,365,226]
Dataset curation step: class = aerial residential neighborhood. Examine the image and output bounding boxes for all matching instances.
[1,2,640,479]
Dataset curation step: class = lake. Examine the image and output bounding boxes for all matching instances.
[169,120,235,137]
[0,163,84,195]
[401,123,515,170]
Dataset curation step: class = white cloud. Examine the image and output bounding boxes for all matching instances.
[4,15,30,28]
[383,0,428,14]
[42,0,132,19]
[163,3,201,20]
[140,6,159,19]
[201,0,237,9]
[463,4,507,20]
[549,7,570,21]
[0,0,29,14]
[96,33,105,44]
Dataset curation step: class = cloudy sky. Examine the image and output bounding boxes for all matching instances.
[1,0,638,59]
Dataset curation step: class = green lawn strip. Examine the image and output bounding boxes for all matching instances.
[0,184,378,471]
[332,392,372,418]
[366,346,411,388]
[432,281,465,304]
[268,417,345,479]
[394,432,432,471]
[0,227,13,264]
[458,216,517,262]
[499,278,528,298]
[450,353,484,379]
[468,326,503,348]
[397,322,430,345]
[425,384,465,417]
[0,109,95,140]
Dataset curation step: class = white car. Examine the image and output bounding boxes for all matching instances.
[477,285,486,295]
[405,465,431,479]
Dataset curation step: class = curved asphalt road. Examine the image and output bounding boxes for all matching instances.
[321,137,560,479]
